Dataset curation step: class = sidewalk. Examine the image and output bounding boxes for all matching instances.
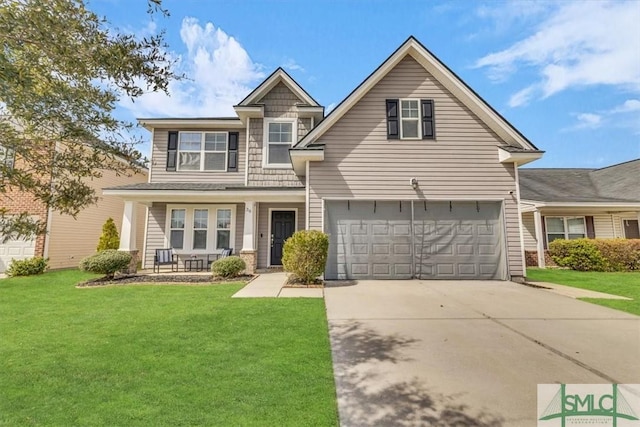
[232,272,323,298]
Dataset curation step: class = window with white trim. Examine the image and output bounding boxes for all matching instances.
[0,144,15,172]
[170,209,186,249]
[545,216,586,245]
[216,209,232,249]
[400,99,420,139]
[177,132,227,171]
[166,206,235,252]
[192,209,208,250]
[264,119,296,167]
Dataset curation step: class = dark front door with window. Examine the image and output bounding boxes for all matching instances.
[623,219,640,239]
[271,211,295,265]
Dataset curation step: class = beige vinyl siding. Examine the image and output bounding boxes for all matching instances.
[150,128,246,184]
[142,202,244,268]
[308,55,525,277]
[47,168,148,269]
[594,214,616,238]
[247,82,305,187]
[522,212,536,250]
[256,202,305,268]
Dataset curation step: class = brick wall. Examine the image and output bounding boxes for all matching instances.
[524,250,558,267]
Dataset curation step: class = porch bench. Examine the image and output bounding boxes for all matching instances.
[154,248,179,273]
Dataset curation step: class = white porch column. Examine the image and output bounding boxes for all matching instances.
[240,201,257,274]
[118,200,138,273]
[533,209,545,268]
[119,200,137,251]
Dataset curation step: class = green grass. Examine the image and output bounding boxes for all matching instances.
[0,270,338,426]
[527,268,640,315]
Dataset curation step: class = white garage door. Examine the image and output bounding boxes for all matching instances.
[0,237,36,273]
[325,200,506,280]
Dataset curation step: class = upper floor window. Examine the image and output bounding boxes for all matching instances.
[0,144,15,171]
[263,119,296,168]
[545,216,586,245]
[386,99,434,140]
[178,132,227,172]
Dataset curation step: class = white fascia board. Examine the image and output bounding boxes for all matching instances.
[498,147,544,165]
[101,189,306,204]
[138,119,244,131]
[290,149,324,175]
[233,105,264,122]
[240,70,318,107]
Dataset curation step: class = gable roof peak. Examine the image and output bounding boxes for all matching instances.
[295,36,538,152]
[236,67,319,107]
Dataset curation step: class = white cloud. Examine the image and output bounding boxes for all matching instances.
[475,1,640,105]
[609,99,640,114]
[508,86,536,108]
[119,17,264,118]
[576,113,602,129]
[282,58,305,72]
[326,102,337,114]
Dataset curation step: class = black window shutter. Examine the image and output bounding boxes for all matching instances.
[542,216,547,249]
[421,99,435,139]
[166,131,178,171]
[386,99,399,139]
[585,216,595,239]
[228,132,239,172]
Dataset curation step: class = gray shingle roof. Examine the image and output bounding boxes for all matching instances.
[103,183,304,192]
[519,159,640,203]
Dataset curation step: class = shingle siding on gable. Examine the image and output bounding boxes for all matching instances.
[247,82,305,187]
[307,55,525,276]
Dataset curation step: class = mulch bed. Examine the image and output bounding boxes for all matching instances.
[76,274,254,288]
[282,275,324,288]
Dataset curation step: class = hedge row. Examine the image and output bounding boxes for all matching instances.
[548,238,640,271]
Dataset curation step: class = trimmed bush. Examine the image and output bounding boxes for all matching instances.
[6,257,48,277]
[282,230,329,283]
[548,238,640,272]
[593,239,640,271]
[211,256,245,278]
[79,250,132,279]
[96,217,120,251]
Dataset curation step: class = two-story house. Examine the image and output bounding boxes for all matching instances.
[104,37,543,281]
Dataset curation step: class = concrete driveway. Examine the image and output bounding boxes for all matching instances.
[324,280,640,426]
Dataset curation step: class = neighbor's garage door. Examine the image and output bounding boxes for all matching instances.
[325,200,506,280]
[0,236,36,273]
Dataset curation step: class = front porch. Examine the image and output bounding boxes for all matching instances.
[112,191,305,274]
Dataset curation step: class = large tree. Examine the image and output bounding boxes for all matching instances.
[0,0,178,239]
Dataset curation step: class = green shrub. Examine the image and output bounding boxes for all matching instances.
[593,239,640,271]
[96,217,120,251]
[211,256,245,278]
[79,250,132,279]
[549,239,607,271]
[282,230,329,283]
[6,257,48,277]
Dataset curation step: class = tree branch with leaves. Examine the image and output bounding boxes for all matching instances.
[0,0,180,240]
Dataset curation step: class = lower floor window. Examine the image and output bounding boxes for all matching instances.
[545,216,586,245]
[166,205,234,252]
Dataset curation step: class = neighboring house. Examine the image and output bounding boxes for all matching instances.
[519,159,640,267]
[104,36,544,281]
[0,146,147,273]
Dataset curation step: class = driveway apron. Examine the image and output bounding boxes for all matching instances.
[324,280,640,426]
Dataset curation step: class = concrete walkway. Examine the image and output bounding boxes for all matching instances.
[530,281,632,300]
[232,272,323,298]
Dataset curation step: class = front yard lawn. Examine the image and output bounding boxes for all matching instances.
[527,268,640,316]
[0,270,338,426]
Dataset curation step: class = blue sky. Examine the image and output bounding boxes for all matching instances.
[93,0,640,168]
